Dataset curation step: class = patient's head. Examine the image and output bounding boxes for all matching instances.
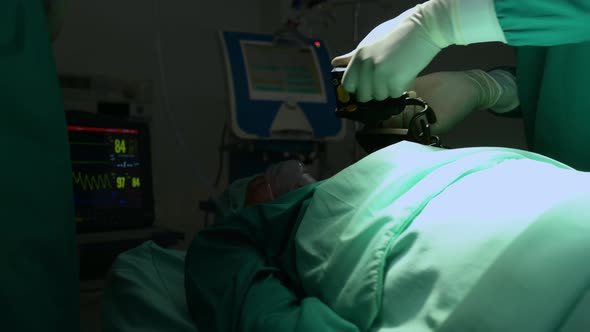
[245,160,316,207]
[215,160,316,221]
[244,175,274,207]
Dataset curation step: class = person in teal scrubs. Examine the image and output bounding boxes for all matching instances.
[1,1,78,331]
[332,0,590,170]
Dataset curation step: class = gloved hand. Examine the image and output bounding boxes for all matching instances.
[332,0,507,102]
[383,69,519,134]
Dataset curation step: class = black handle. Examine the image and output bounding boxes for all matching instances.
[332,67,445,148]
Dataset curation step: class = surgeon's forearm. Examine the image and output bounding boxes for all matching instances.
[454,0,507,44]
[495,0,590,46]
[453,0,590,46]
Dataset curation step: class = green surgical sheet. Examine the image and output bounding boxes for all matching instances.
[186,141,590,332]
[102,241,197,332]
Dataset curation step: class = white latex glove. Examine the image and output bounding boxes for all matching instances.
[383,69,519,135]
[332,0,507,102]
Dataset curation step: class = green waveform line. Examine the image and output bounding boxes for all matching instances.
[72,172,112,191]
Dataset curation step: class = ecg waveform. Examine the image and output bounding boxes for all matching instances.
[72,172,112,191]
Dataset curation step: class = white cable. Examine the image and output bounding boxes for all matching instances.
[151,0,217,197]
[352,0,362,162]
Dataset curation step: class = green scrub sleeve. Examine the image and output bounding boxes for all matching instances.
[495,0,590,46]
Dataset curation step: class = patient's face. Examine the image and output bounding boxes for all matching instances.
[244,176,274,207]
[243,173,313,207]
[243,160,317,207]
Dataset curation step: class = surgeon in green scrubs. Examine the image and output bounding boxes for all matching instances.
[1,0,78,331]
[333,0,590,170]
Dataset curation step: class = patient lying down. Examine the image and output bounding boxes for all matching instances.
[185,141,590,332]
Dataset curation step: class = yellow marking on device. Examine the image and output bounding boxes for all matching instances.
[337,85,351,103]
[345,105,358,112]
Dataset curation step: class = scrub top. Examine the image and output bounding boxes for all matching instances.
[493,0,590,170]
[0,1,79,331]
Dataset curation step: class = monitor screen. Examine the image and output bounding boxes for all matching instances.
[66,112,154,232]
[241,41,326,103]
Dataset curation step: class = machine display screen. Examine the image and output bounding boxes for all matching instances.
[66,114,154,232]
[241,42,326,103]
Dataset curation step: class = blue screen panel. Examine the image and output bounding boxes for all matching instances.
[220,31,344,141]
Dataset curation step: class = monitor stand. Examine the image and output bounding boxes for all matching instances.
[270,99,314,139]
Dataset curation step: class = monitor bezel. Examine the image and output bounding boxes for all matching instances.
[219,30,346,141]
[240,40,327,103]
